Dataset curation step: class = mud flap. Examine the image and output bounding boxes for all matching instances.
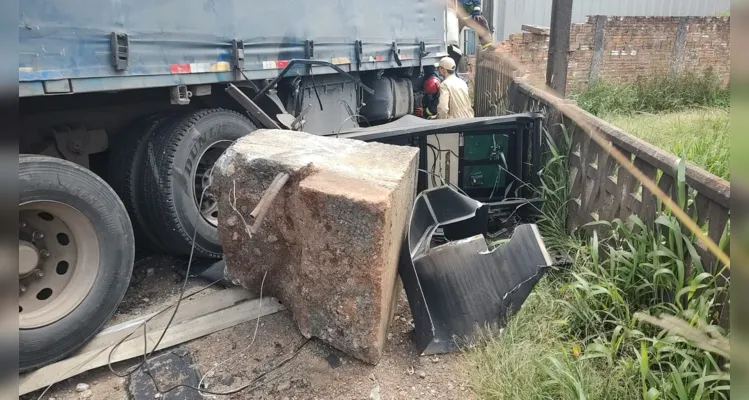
[398,186,553,355]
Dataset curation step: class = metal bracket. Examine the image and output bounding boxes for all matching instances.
[170,85,192,105]
[232,39,245,70]
[225,84,282,129]
[418,41,430,77]
[302,40,324,111]
[304,40,315,60]
[52,126,108,167]
[265,90,297,130]
[288,103,311,131]
[391,41,403,67]
[111,32,130,71]
[355,40,363,71]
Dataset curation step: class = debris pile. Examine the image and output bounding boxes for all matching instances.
[215,129,418,364]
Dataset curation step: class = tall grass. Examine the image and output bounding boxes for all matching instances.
[463,129,730,399]
[603,109,729,180]
[571,69,730,181]
[573,69,729,116]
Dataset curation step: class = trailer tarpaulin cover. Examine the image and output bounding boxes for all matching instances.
[19,0,449,83]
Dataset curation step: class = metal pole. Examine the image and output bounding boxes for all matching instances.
[545,0,573,97]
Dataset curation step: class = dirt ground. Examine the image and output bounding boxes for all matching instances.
[24,255,475,400]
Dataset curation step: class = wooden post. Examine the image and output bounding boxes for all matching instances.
[545,0,573,97]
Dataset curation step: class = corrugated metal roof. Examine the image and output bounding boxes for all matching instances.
[492,0,730,39]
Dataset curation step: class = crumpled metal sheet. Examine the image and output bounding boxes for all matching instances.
[398,186,553,355]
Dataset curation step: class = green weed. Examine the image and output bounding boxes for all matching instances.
[603,109,729,180]
[463,129,730,399]
[572,69,729,116]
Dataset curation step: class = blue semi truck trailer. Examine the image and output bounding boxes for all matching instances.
[18,0,465,370]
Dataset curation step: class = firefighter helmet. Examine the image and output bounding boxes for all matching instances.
[423,76,440,95]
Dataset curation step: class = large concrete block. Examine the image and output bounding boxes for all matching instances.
[214,130,418,364]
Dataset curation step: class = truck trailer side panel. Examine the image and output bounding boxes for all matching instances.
[19,0,450,96]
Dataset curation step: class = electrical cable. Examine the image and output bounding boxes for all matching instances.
[196,270,268,394]
[98,141,305,398]
[434,135,444,183]
[34,278,224,400]
[144,338,311,396]
[417,169,469,197]
[335,114,371,136]
[107,179,212,378]
[429,144,439,187]
[239,70,261,92]
[103,139,240,383]
[488,164,501,200]
[309,73,324,111]
[425,139,530,200]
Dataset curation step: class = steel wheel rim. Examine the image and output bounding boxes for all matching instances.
[19,201,100,329]
[193,140,232,227]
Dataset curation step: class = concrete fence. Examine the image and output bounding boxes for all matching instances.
[473,50,730,323]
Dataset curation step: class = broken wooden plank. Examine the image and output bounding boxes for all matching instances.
[19,296,285,396]
[83,286,255,354]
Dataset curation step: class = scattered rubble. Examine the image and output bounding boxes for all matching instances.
[276,380,291,392]
[216,129,418,364]
[326,354,342,368]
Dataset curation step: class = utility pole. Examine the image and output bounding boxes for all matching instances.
[545,0,573,97]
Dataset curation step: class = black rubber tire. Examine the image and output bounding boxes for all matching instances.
[107,113,174,253]
[19,155,135,371]
[141,108,257,258]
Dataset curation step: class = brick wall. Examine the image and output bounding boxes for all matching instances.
[498,16,730,91]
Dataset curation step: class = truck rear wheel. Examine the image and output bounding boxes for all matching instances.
[108,114,174,253]
[141,109,257,258]
[19,155,134,371]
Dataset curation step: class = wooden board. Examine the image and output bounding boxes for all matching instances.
[19,295,285,396]
[82,286,255,353]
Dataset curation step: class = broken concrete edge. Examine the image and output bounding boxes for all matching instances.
[215,130,419,365]
[521,24,550,35]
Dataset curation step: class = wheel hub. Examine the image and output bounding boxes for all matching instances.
[19,201,100,329]
[193,141,232,227]
[19,241,40,277]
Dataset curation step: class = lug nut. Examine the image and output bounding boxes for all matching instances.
[19,221,27,229]
[32,231,44,240]
[39,249,50,258]
[34,269,44,277]
[20,285,26,293]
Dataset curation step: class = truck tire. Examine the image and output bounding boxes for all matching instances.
[108,114,174,253]
[19,155,134,371]
[141,109,257,258]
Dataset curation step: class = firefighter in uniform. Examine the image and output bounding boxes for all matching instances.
[422,74,441,119]
[458,0,493,51]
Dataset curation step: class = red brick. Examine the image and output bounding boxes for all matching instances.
[495,16,728,89]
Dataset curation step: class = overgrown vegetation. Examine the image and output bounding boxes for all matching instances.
[464,130,730,399]
[603,109,729,180]
[570,70,730,181]
[572,69,729,116]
